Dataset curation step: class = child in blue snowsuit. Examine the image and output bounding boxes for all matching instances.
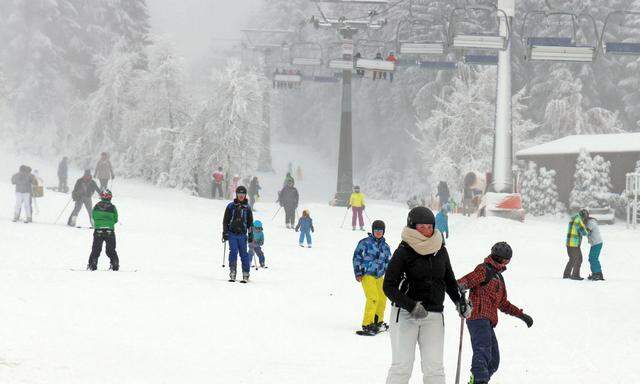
[249,220,267,268]
[295,209,314,248]
[436,205,450,239]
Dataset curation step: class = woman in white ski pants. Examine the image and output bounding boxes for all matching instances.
[387,308,445,384]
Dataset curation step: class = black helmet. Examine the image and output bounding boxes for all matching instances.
[236,186,247,195]
[407,207,435,229]
[353,185,360,191]
[491,242,512,262]
[372,220,386,235]
[579,209,589,221]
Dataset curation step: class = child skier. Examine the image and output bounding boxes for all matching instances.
[249,220,267,268]
[352,220,391,336]
[457,242,534,384]
[586,217,604,281]
[295,209,314,248]
[87,189,119,271]
[435,205,449,239]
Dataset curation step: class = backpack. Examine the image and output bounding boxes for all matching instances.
[229,203,248,234]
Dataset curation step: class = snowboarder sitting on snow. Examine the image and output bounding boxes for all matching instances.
[435,205,450,239]
[348,185,366,231]
[87,189,119,271]
[278,179,299,229]
[68,170,100,227]
[295,209,314,248]
[352,220,391,336]
[564,209,589,280]
[586,217,604,281]
[249,220,266,268]
[222,186,254,282]
[457,242,534,384]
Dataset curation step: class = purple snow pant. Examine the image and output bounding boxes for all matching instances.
[352,207,364,228]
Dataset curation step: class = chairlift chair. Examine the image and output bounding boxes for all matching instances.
[396,17,448,55]
[521,11,598,62]
[600,11,640,56]
[463,54,498,65]
[354,39,396,72]
[290,42,324,66]
[448,6,511,51]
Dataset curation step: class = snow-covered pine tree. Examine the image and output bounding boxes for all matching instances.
[591,154,613,206]
[537,167,564,215]
[570,149,612,210]
[520,161,540,214]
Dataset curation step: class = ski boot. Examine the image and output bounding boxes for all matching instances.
[25,217,32,223]
[299,243,304,247]
[468,374,487,384]
[229,269,237,282]
[374,321,389,333]
[110,263,119,271]
[589,272,605,281]
[356,324,377,336]
[569,275,584,281]
[360,226,365,231]
[12,215,19,222]
[240,272,250,283]
[87,263,97,271]
[259,262,267,269]
[352,226,356,231]
[307,245,312,248]
[68,215,77,227]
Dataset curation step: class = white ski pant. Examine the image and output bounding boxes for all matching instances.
[386,308,445,384]
[14,192,32,219]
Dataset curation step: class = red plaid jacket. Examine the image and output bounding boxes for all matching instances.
[457,257,523,327]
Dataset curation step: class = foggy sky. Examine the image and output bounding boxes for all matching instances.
[148,0,262,62]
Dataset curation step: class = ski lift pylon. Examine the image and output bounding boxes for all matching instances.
[600,11,640,55]
[521,11,598,62]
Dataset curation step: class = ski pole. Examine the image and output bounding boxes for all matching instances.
[54,198,73,224]
[364,210,371,225]
[271,206,282,221]
[340,208,349,228]
[454,291,467,384]
[222,240,227,268]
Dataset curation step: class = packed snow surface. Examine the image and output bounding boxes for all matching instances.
[1,151,638,383]
[516,132,640,156]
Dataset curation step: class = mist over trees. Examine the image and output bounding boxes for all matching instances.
[0,0,639,199]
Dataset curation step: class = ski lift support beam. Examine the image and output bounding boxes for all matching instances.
[600,11,640,55]
[448,5,511,51]
[521,11,598,62]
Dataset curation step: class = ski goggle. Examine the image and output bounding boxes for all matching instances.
[373,229,384,234]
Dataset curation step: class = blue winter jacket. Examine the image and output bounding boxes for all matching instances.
[353,234,391,279]
[296,217,314,233]
[252,230,264,246]
[436,211,449,235]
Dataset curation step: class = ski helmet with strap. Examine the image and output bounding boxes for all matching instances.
[100,189,112,201]
[407,207,435,229]
[490,241,512,262]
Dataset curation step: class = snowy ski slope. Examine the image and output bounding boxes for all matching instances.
[1,149,638,383]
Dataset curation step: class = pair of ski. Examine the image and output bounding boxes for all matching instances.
[69,268,138,272]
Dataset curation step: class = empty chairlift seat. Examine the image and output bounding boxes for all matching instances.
[601,11,640,56]
[463,54,498,65]
[452,33,507,50]
[526,37,595,62]
[399,42,445,55]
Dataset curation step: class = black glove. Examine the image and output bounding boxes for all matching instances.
[248,233,254,243]
[519,313,533,328]
[222,232,228,242]
[456,298,472,319]
[410,302,428,320]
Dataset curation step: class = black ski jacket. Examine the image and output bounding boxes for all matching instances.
[278,186,299,209]
[383,241,461,313]
[72,178,99,201]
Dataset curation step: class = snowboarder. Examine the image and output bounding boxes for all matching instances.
[383,207,467,384]
[57,157,69,193]
[435,205,449,239]
[457,242,534,384]
[222,186,254,283]
[564,209,589,280]
[295,209,314,248]
[94,152,115,190]
[87,189,119,271]
[586,217,604,281]
[11,165,37,223]
[248,176,261,209]
[249,220,266,268]
[68,170,100,227]
[278,179,299,229]
[353,220,391,336]
[348,185,366,231]
[436,181,450,210]
[212,167,225,199]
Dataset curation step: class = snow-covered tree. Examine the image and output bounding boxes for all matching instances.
[570,149,612,209]
[520,161,563,215]
[520,161,540,213]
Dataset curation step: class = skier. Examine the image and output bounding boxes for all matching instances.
[435,205,449,239]
[11,165,37,223]
[384,51,397,82]
[283,172,295,188]
[278,179,299,229]
[248,176,261,210]
[57,157,69,193]
[457,242,534,384]
[68,170,100,227]
[222,186,254,283]
[230,174,240,198]
[586,217,604,281]
[354,52,364,77]
[436,181,450,210]
[348,185,366,231]
[212,167,225,199]
[249,220,266,268]
[353,220,391,336]
[564,209,589,280]
[383,207,468,384]
[373,52,384,81]
[295,209,314,248]
[94,152,115,190]
[87,189,119,271]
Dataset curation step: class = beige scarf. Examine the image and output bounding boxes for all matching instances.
[401,227,443,256]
